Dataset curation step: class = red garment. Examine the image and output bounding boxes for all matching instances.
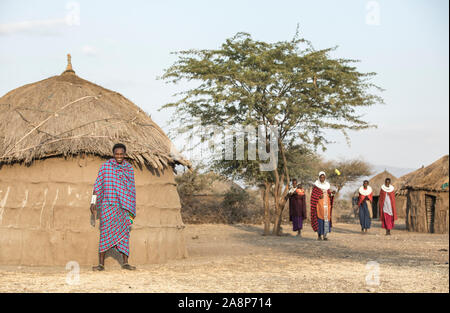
[381,212,395,230]
[378,189,397,221]
[310,186,334,232]
[289,189,306,221]
[358,190,373,206]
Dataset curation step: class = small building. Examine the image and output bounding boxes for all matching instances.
[398,155,449,234]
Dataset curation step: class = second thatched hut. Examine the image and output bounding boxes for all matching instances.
[397,155,449,234]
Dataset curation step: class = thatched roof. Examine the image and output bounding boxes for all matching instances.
[366,170,398,196]
[0,55,190,170]
[397,155,449,192]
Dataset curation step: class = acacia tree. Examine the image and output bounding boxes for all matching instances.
[322,159,373,197]
[161,30,383,235]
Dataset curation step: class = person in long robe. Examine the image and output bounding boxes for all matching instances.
[378,178,397,235]
[358,180,373,233]
[310,172,336,240]
[288,179,306,237]
[90,143,137,271]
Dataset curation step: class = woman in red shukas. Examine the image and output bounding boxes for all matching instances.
[288,179,306,237]
[378,178,397,235]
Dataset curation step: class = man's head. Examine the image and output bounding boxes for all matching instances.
[112,143,126,164]
[385,178,391,187]
[363,180,369,188]
[292,178,297,186]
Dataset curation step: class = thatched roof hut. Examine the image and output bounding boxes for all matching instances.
[398,155,449,233]
[397,155,449,192]
[0,55,190,266]
[352,170,400,219]
[367,170,398,196]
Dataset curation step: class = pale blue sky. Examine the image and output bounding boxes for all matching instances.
[0,0,448,170]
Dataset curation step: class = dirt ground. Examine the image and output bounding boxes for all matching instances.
[0,220,448,293]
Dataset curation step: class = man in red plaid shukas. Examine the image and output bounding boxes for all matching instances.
[90,143,137,271]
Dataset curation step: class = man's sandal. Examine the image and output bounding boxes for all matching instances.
[92,264,105,271]
[122,263,136,271]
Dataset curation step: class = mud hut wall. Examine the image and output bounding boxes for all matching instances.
[434,191,449,234]
[406,190,426,233]
[0,156,187,266]
[406,190,449,234]
[395,195,407,219]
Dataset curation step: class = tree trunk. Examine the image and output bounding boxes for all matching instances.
[272,201,283,235]
[335,186,342,198]
[262,182,271,235]
[271,168,282,235]
[272,203,282,235]
[272,194,289,235]
[272,139,290,236]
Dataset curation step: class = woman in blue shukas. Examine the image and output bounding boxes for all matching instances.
[358,180,373,234]
[90,143,137,271]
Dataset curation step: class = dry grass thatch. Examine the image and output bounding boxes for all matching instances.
[0,56,190,170]
[397,155,449,192]
[366,170,398,196]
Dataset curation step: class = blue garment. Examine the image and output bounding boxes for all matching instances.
[292,216,303,231]
[317,218,331,236]
[359,200,372,230]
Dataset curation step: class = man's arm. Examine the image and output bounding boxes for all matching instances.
[130,166,136,218]
[91,164,104,215]
[90,191,97,215]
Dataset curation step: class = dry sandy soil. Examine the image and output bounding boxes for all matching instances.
[0,221,448,293]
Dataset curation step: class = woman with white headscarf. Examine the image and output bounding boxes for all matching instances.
[310,171,336,240]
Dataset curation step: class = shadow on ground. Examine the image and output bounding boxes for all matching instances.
[225,221,447,267]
